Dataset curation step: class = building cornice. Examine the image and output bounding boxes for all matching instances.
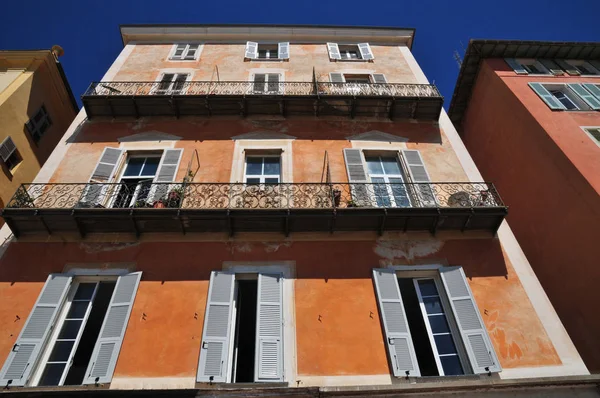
[119,24,415,48]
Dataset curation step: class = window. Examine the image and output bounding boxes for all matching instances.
[327,42,373,61]
[521,61,547,75]
[565,60,599,76]
[245,42,289,60]
[252,73,282,94]
[26,105,52,143]
[583,127,600,147]
[328,73,388,95]
[365,155,410,207]
[244,156,281,184]
[154,73,189,95]
[373,268,501,378]
[197,272,284,383]
[0,272,142,387]
[0,136,21,171]
[169,44,201,60]
[113,155,161,208]
[529,83,600,111]
[550,89,580,110]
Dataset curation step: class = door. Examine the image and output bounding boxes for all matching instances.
[112,155,160,208]
[365,155,410,208]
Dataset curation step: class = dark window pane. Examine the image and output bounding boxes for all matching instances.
[423,297,443,315]
[246,158,262,175]
[39,363,66,386]
[74,283,96,300]
[417,279,438,297]
[440,355,464,376]
[263,157,280,175]
[264,178,279,184]
[124,158,145,176]
[67,301,90,319]
[141,157,160,176]
[246,178,260,184]
[58,320,83,339]
[429,314,450,334]
[48,340,75,362]
[434,334,458,355]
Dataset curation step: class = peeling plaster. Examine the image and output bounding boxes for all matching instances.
[80,241,140,253]
[373,239,444,262]
[263,241,292,253]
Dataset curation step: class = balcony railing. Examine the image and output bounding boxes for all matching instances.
[81,81,444,120]
[2,182,506,237]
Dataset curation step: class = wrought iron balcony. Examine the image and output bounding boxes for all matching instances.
[2,182,506,237]
[81,81,444,120]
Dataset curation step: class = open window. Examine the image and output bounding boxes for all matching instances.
[197,272,284,383]
[153,73,190,95]
[328,73,387,95]
[0,136,22,172]
[0,272,142,387]
[327,43,373,61]
[252,73,283,94]
[169,44,201,61]
[245,42,289,60]
[529,83,600,111]
[373,267,500,378]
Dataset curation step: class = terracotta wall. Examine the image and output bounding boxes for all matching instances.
[114,43,418,84]
[461,59,600,371]
[0,238,559,380]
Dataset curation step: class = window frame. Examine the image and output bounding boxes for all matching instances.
[153,72,192,95]
[338,44,362,60]
[243,154,282,184]
[25,105,52,144]
[581,126,600,147]
[544,83,591,111]
[364,154,412,208]
[256,44,279,60]
[168,43,202,61]
[251,72,284,95]
[4,149,22,172]
[566,60,600,76]
[516,59,550,75]
[110,152,162,208]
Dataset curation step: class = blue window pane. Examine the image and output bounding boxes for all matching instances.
[265,178,279,184]
[418,279,438,297]
[246,178,260,184]
[123,158,144,176]
[141,157,160,176]
[67,301,89,319]
[263,157,281,175]
[440,355,464,376]
[429,314,450,334]
[434,334,458,355]
[424,297,443,314]
[73,283,95,300]
[381,157,401,174]
[246,158,263,175]
[365,157,383,174]
[48,340,74,362]
[371,177,390,207]
[389,178,410,207]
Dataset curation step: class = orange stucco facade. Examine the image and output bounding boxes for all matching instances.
[0,28,588,393]
[460,58,600,371]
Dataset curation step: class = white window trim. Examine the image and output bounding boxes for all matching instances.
[365,153,411,208]
[581,126,600,147]
[254,43,282,62]
[231,140,293,184]
[244,154,282,184]
[250,72,284,94]
[334,43,370,62]
[152,71,193,95]
[167,43,204,61]
[109,153,163,208]
[221,262,296,386]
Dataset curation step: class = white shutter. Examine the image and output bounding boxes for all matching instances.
[149,148,183,203]
[245,41,258,59]
[372,269,420,377]
[583,83,600,101]
[0,274,72,387]
[329,73,345,83]
[327,43,341,60]
[253,74,266,93]
[254,273,284,382]
[81,147,123,207]
[372,74,387,84]
[528,83,566,110]
[358,43,374,60]
[539,59,564,75]
[504,58,528,74]
[197,272,236,382]
[278,42,290,60]
[267,74,281,94]
[0,136,17,162]
[401,150,436,207]
[555,60,580,76]
[343,148,370,206]
[568,83,600,110]
[172,44,186,59]
[83,272,142,385]
[440,267,501,374]
[184,44,200,60]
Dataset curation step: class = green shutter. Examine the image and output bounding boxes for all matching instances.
[528,83,565,110]
[568,84,600,110]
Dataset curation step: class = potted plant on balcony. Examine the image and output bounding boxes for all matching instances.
[346,199,359,208]
[153,200,166,209]
[7,188,35,208]
[134,200,152,208]
[165,186,184,208]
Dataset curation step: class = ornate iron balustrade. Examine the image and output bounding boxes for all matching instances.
[6,182,504,211]
[83,81,442,99]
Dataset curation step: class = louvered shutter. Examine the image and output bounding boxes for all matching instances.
[197,272,235,382]
[149,148,183,203]
[253,74,266,93]
[440,267,501,374]
[0,136,17,162]
[582,83,600,101]
[568,83,600,110]
[590,60,600,72]
[528,83,566,110]
[327,43,341,60]
[343,148,370,206]
[267,74,281,94]
[83,272,142,385]
[278,42,290,60]
[358,43,374,60]
[401,150,436,207]
[329,73,345,83]
[555,60,580,76]
[172,44,186,59]
[372,74,387,84]
[254,273,284,382]
[0,274,72,387]
[185,44,199,60]
[80,147,123,207]
[245,41,258,59]
[372,269,420,377]
[539,59,564,75]
[504,58,528,74]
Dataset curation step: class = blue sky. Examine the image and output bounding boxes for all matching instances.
[1,0,599,108]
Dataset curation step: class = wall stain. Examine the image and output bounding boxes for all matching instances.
[373,239,444,262]
[79,241,140,253]
[263,241,292,253]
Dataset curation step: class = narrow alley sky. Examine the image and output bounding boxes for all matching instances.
[1,0,598,108]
